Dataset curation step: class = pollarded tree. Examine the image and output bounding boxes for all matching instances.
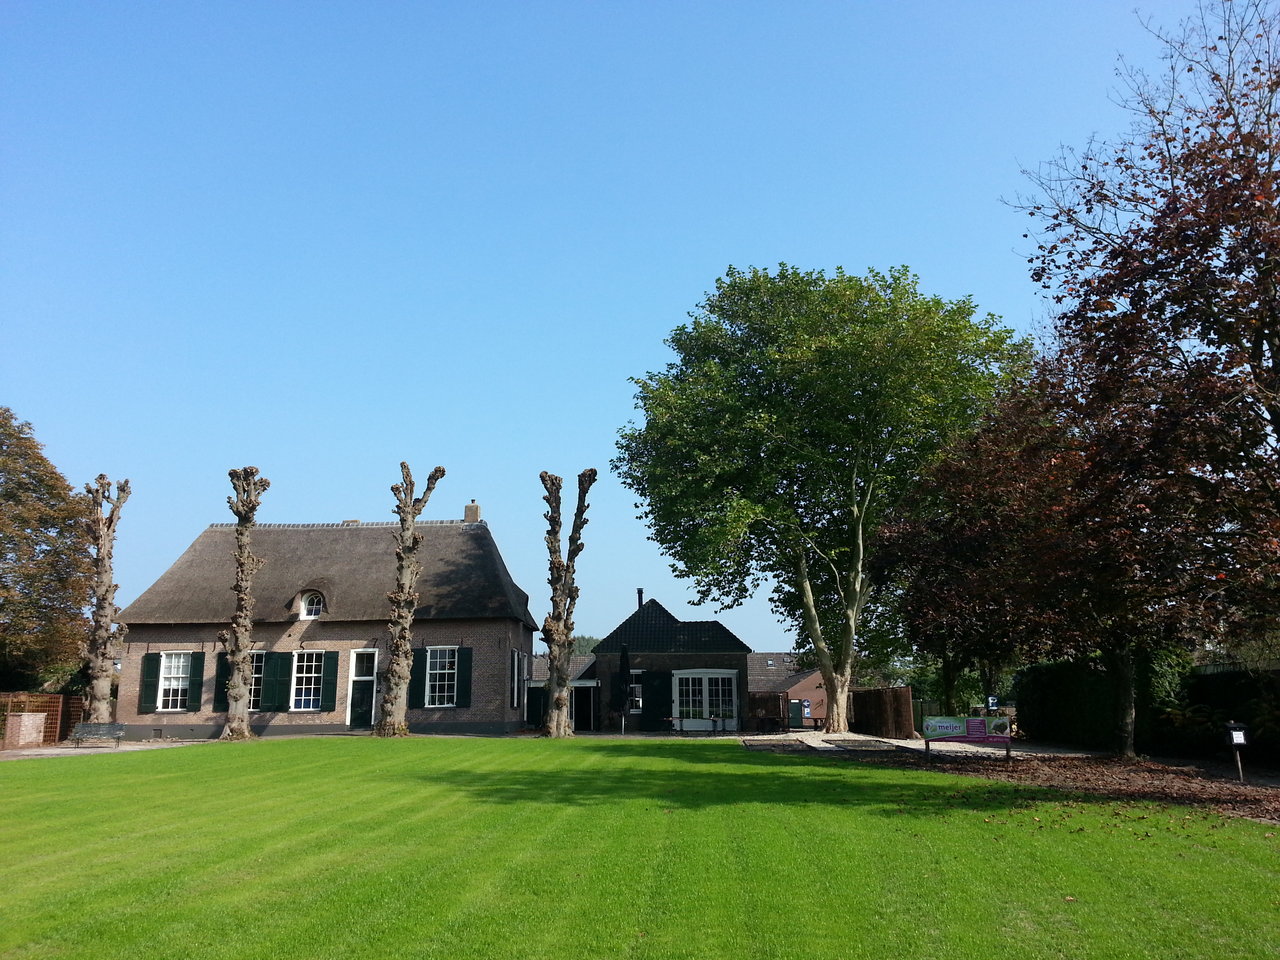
[0,407,91,690]
[375,462,445,737]
[540,468,597,738]
[614,265,1030,732]
[82,475,130,722]
[218,467,270,741]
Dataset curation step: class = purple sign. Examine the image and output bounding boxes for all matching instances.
[922,716,1011,743]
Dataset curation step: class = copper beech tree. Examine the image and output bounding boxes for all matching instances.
[82,475,130,723]
[889,347,1279,756]
[540,468,597,738]
[218,467,270,741]
[1002,0,1280,745]
[1023,0,1280,520]
[375,462,445,737]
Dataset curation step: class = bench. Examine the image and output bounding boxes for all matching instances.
[69,722,126,748]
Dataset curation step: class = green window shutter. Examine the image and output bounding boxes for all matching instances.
[261,652,292,712]
[455,647,473,708]
[408,649,427,708]
[186,652,206,712]
[320,651,339,712]
[138,653,161,714]
[213,653,230,712]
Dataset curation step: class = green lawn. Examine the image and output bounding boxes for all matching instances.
[0,738,1275,960]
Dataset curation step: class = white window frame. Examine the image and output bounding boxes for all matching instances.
[510,649,529,710]
[425,646,459,708]
[247,650,265,712]
[291,650,325,711]
[158,651,193,711]
[300,591,325,620]
[671,669,739,731]
[629,669,643,715]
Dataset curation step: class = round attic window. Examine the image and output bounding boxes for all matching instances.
[301,591,325,620]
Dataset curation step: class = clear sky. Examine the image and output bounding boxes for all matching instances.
[2,0,1205,651]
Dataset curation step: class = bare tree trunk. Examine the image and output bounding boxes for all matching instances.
[1109,642,1138,758]
[793,551,861,734]
[217,467,270,741]
[941,646,958,716]
[375,462,445,737]
[540,469,597,738]
[825,670,851,732]
[81,475,130,723]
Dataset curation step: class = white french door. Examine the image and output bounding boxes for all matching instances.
[672,670,738,731]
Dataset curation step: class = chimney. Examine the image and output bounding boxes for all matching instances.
[464,500,481,523]
[637,587,644,610]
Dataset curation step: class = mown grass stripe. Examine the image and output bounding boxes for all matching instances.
[1,738,1276,960]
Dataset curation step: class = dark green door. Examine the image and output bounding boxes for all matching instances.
[349,651,376,729]
[788,699,805,729]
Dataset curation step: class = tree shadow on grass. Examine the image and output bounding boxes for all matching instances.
[402,739,1065,820]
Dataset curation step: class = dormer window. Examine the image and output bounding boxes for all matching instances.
[301,591,325,620]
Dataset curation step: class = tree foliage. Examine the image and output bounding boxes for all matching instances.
[614,265,1029,731]
[1023,0,1280,529]
[893,1,1280,753]
[1001,0,1280,752]
[0,408,91,690]
[884,353,1261,754]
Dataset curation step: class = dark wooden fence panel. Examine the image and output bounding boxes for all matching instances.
[851,686,914,739]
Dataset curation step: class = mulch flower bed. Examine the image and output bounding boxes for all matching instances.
[841,746,1280,823]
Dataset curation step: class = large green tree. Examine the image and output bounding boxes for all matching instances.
[614,265,1029,731]
[0,408,91,690]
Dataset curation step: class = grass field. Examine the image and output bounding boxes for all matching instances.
[0,737,1276,960]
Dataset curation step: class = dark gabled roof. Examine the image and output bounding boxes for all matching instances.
[748,652,809,693]
[592,599,750,655]
[121,520,536,628]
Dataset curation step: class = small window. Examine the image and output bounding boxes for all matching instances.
[301,591,325,619]
[629,669,643,714]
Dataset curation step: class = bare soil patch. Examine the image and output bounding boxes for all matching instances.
[846,746,1280,823]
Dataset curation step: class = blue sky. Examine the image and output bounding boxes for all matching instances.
[2,0,1204,649]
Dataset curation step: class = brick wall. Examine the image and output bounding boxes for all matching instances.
[595,651,749,728]
[118,616,534,739]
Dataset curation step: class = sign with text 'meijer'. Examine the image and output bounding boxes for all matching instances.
[923,716,1013,758]
[923,716,1011,743]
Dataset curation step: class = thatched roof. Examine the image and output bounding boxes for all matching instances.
[121,520,536,628]
[592,599,750,655]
